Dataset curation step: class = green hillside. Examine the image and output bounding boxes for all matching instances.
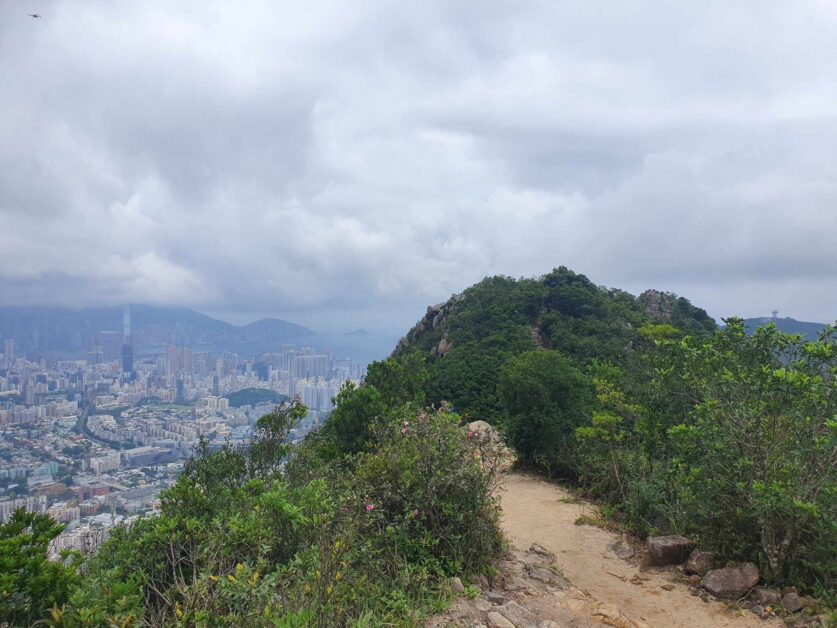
[392,267,716,424]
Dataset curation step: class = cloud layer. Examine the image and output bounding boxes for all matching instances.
[2,0,836,330]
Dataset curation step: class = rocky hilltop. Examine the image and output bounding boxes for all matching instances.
[392,267,716,424]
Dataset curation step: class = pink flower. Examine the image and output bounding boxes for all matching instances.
[467,430,475,439]
[411,509,420,517]
[365,503,375,512]
[401,427,409,435]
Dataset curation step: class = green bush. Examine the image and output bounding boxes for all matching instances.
[48,398,504,626]
[498,350,593,476]
[577,321,837,593]
[348,407,505,576]
[0,511,80,626]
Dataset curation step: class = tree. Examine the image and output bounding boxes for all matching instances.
[320,382,387,456]
[498,350,593,476]
[364,353,428,408]
[661,320,837,583]
[248,398,307,476]
[0,510,79,626]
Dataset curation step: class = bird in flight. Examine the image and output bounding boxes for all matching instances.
[28,13,42,18]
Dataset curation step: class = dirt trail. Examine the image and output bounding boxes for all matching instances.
[498,472,765,628]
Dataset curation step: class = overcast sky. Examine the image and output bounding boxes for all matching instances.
[1,1,835,332]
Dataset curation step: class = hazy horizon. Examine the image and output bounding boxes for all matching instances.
[2,2,836,331]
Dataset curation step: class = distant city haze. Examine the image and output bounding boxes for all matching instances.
[1,2,836,333]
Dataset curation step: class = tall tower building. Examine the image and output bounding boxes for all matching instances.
[122,305,134,379]
[2,339,13,368]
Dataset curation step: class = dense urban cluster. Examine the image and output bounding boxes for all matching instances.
[0,331,364,559]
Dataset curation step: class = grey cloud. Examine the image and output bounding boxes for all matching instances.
[1,0,835,333]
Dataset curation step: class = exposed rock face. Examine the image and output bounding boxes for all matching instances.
[426,544,598,628]
[701,563,759,599]
[638,289,676,323]
[646,536,696,566]
[432,333,452,357]
[684,549,715,576]
[396,295,464,357]
[495,600,539,627]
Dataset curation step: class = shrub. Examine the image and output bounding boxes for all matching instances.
[348,407,505,576]
[498,350,593,476]
[0,511,80,626]
[577,320,837,592]
[57,399,505,626]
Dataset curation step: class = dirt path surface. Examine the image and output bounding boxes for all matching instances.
[498,472,765,628]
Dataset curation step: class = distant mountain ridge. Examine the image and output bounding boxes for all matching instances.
[0,304,313,353]
[743,316,830,342]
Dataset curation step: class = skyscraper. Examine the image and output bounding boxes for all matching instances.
[122,305,133,378]
[2,339,13,368]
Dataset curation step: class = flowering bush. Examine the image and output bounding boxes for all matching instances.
[51,398,505,626]
[348,407,505,576]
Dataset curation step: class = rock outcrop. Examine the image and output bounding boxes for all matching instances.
[638,289,676,323]
[426,545,602,628]
[468,420,516,472]
[395,294,465,357]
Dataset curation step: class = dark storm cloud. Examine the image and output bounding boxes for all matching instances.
[1,0,835,331]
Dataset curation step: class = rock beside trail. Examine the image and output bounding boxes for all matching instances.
[646,535,696,566]
[753,587,781,606]
[524,563,567,588]
[607,539,635,560]
[782,592,804,613]
[487,611,516,628]
[495,600,539,627]
[468,420,503,444]
[701,562,759,599]
[684,549,715,575]
[468,420,516,472]
[425,545,602,628]
[529,543,555,561]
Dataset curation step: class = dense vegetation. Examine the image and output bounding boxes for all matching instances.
[1,397,503,625]
[394,267,715,425]
[2,266,833,624]
[390,268,835,598]
[577,321,836,596]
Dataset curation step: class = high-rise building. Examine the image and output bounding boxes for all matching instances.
[166,345,194,376]
[122,306,133,378]
[3,339,14,367]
